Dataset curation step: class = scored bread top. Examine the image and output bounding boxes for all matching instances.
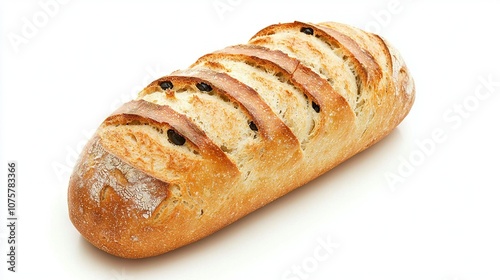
[68,21,415,258]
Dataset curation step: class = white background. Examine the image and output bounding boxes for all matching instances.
[1,0,500,279]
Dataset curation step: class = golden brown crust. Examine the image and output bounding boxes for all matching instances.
[68,21,415,258]
[68,136,235,258]
[251,21,382,90]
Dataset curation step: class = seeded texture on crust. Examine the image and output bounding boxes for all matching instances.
[68,21,415,258]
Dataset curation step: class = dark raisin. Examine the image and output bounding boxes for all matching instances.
[159,81,173,90]
[196,82,212,92]
[249,121,258,131]
[167,129,186,146]
[312,102,320,113]
[300,27,314,35]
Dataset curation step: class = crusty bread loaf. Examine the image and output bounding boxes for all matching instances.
[68,21,415,258]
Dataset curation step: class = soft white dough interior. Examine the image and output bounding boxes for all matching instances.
[192,59,315,146]
[250,31,359,112]
[141,89,256,154]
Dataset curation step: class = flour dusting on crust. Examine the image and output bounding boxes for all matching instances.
[80,137,169,218]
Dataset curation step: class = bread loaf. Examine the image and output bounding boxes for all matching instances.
[68,21,415,258]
